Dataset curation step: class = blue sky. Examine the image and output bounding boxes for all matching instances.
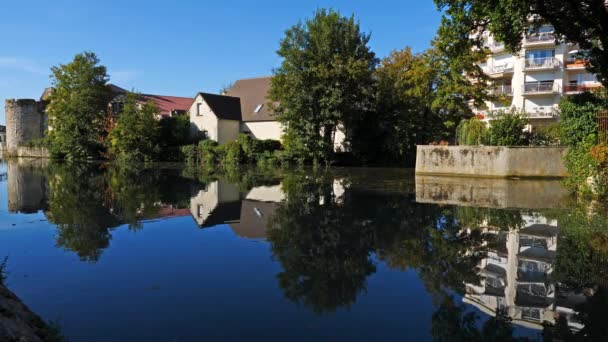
[0,0,442,124]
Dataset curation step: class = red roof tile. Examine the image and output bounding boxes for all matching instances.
[138,94,194,116]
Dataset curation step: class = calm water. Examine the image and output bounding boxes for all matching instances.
[0,159,607,341]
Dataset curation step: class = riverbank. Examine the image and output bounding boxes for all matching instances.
[0,282,62,341]
[0,146,50,159]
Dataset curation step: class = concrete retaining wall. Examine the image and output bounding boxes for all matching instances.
[415,145,568,178]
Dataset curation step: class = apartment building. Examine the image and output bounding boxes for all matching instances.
[477,25,602,125]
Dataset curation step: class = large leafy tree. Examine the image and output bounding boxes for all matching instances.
[47,51,112,161]
[270,9,377,164]
[435,0,608,87]
[108,92,161,163]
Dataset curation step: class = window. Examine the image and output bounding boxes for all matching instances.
[254,104,263,113]
[197,204,204,218]
[196,103,202,116]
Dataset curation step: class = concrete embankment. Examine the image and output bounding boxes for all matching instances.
[415,145,568,178]
[0,283,61,341]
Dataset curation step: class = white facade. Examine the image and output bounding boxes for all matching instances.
[189,94,240,144]
[240,121,283,141]
[478,26,602,123]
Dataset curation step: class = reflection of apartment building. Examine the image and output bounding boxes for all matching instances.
[189,181,283,238]
[463,214,582,330]
[477,25,602,125]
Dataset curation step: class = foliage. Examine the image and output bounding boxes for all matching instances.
[558,91,608,197]
[108,92,161,163]
[20,137,49,148]
[456,117,488,145]
[270,8,377,164]
[46,51,112,161]
[369,47,465,164]
[559,91,607,147]
[529,123,561,147]
[486,112,530,146]
[159,114,195,148]
[434,0,608,87]
[184,134,284,168]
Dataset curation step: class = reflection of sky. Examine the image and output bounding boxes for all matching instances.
[1,214,436,341]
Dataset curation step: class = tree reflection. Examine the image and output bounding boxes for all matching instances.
[267,172,377,313]
[46,163,197,262]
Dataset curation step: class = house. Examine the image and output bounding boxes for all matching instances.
[110,85,193,119]
[189,76,346,149]
[188,92,241,144]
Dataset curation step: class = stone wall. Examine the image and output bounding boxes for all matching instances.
[5,99,46,152]
[415,145,568,178]
[0,146,50,158]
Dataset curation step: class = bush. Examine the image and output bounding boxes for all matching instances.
[180,144,200,164]
[559,91,608,147]
[21,137,49,148]
[198,139,219,165]
[456,117,487,145]
[486,112,530,146]
[529,123,561,146]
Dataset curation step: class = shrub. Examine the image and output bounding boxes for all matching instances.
[198,139,219,165]
[559,91,607,147]
[487,112,530,146]
[456,117,487,145]
[180,144,199,165]
[21,137,49,148]
[529,123,561,146]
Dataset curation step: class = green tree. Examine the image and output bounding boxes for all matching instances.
[47,51,112,161]
[108,92,161,163]
[270,9,377,164]
[486,112,530,146]
[370,48,443,163]
[434,0,608,87]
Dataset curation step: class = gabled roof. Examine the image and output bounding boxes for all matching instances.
[226,76,276,122]
[139,94,194,117]
[197,92,242,121]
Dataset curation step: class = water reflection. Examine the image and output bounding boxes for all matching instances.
[2,159,608,340]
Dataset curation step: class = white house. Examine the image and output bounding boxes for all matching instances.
[190,76,346,149]
[189,92,241,144]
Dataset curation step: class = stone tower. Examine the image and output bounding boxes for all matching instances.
[5,99,46,151]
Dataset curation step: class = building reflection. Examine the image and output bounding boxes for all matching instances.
[6,158,48,213]
[189,180,284,239]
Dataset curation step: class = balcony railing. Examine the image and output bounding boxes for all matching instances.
[522,81,560,94]
[564,83,603,93]
[491,85,513,96]
[523,32,556,45]
[565,58,589,68]
[523,57,561,70]
[526,107,558,119]
[489,64,514,74]
[490,42,505,53]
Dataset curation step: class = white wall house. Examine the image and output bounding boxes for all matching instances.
[189,92,241,144]
[190,76,346,149]
[477,25,602,126]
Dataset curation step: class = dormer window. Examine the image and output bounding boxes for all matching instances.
[254,104,263,113]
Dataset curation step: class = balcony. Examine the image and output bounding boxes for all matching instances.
[488,64,514,78]
[523,57,561,71]
[563,83,603,94]
[489,42,505,53]
[525,107,558,119]
[491,84,513,96]
[523,32,556,47]
[565,58,589,69]
[522,81,560,95]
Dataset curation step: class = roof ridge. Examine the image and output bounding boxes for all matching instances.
[140,93,193,99]
[198,92,241,100]
[234,76,273,81]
